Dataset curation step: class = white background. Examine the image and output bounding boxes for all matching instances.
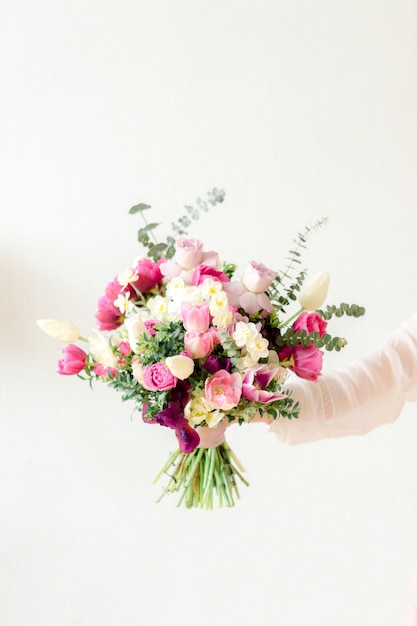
[1,1,417,625]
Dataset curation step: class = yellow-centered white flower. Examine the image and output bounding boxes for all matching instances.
[298,271,330,311]
[117,269,139,288]
[114,292,134,315]
[36,319,80,343]
[232,321,259,348]
[209,290,229,316]
[165,355,195,380]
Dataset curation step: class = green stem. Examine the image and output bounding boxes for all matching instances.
[279,307,304,328]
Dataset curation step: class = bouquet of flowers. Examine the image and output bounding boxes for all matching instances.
[38,189,364,509]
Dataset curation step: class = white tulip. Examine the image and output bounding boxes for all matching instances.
[165,355,195,380]
[298,272,330,311]
[37,319,80,343]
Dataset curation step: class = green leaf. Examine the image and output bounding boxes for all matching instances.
[129,203,151,214]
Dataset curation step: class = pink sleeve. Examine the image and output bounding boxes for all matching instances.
[269,314,417,445]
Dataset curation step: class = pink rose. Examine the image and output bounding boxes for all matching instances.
[181,302,210,332]
[204,370,242,410]
[130,258,163,294]
[175,238,204,270]
[57,344,87,375]
[142,362,178,391]
[279,345,323,381]
[242,261,277,293]
[293,311,327,337]
[184,329,217,359]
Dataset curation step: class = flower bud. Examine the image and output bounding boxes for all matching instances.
[165,355,195,380]
[37,319,80,343]
[298,272,330,311]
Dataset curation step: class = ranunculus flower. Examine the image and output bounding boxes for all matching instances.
[142,362,177,391]
[165,355,195,380]
[241,261,277,293]
[184,329,217,359]
[37,319,80,343]
[192,264,229,286]
[298,272,330,311]
[293,311,328,337]
[279,345,323,381]
[57,344,87,375]
[204,370,242,410]
[242,365,285,403]
[181,302,210,332]
[130,258,163,294]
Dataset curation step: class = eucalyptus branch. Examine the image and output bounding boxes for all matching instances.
[316,303,366,321]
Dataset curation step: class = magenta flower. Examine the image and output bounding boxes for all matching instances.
[142,362,177,391]
[130,258,163,294]
[93,363,118,378]
[175,423,200,453]
[279,345,323,381]
[192,264,229,286]
[95,278,124,331]
[57,344,87,375]
[204,369,242,410]
[293,311,327,337]
[118,341,131,357]
[242,365,285,404]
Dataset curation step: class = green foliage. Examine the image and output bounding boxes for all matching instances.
[275,328,348,351]
[130,188,225,261]
[136,321,186,366]
[316,303,366,320]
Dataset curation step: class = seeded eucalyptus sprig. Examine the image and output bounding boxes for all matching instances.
[275,328,348,351]
[267,218,328,312]
[316,303,366,320]
[129,188,225,262]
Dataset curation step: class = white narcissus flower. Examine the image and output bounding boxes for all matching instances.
[209,290,229,316]
[246,335,269,361]
[114,292,134,315]
[299,272,330,311]
[117,269,139,288]
[199,278,223,301]
[165,355,195,380]
[37,319,80,343]
[232,321,259,348]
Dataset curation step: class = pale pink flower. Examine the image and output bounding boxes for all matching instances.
[204,370,242,411]
[181,302,210,332]
[242,365,286,404]
[242,261,277,293]
[184,329,218,359]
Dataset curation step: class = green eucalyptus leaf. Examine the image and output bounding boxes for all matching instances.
[129,203,151,214]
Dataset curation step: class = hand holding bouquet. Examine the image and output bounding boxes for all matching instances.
[38,190,364,509]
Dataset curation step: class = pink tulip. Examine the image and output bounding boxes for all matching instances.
[184,329,217,359]
[57,345,87,375]
[279,345,323,381]
[204,370,242,410]
[181,302,210,332]
[293,311,327,337]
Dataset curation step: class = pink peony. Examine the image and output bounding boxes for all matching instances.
[184,329,217,359]
[204,370,242,411]
[181,302,210,332]
[293,311,327,337]
[142,362,178,391]
[279,345,323,381]
[57,344,87,375]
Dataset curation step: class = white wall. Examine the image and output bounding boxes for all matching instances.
[1,1,417,625]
